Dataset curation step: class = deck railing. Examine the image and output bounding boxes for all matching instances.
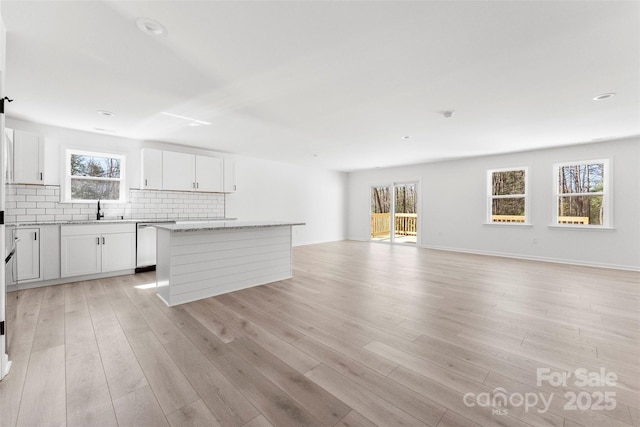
[491,215,526,223]
[371,213,417,237]
[372,214,590,237]
[557,216,589,224]
[491,215,589,224]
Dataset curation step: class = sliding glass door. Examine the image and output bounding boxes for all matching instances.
[370,182,418,244]
[370,185,392,241]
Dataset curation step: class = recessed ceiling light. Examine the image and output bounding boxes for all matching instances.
[401,136,411,140]
[161,111,211,125]
[136,17,167,37]
[443,111,455,118]
[593,93,615,101]
[97,110,114,117]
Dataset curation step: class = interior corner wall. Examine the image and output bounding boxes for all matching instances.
[6,118,348,246]
[224,156,348,246]
[347,137,640,270]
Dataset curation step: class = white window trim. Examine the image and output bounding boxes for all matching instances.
[551,158,611,228]
[64,149,126,203]
[486,166,530,225]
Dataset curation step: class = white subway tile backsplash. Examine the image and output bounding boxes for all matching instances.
[7,194,25,202]
[16,202,37,209]
[6,184,225,223]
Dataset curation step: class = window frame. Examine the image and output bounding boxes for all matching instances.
[64,149,126,203]
[552,158,610,228]
[486,166,530,225]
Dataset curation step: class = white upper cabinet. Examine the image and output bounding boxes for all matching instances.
[195,155,223,192]
[162,151,195,191]
[141,148,162,190]
[223,159,236,193]
[13,130,44,185]
[143,148,235,193]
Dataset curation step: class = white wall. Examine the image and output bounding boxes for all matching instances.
[225,156,347,245]
[7,118,348,246]
[348,137,640,270]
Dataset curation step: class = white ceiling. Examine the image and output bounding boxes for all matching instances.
[3,1,639,172]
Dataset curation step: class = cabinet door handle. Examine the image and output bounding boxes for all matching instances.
[97,237,100,245]
[34,232,37,241]
[196,182,199,189]
[145,178,148,187]
[102,237,106,245]
[40,172,43,181]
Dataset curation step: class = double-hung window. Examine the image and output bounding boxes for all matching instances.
[554,159,609,226]
[487,167,528,224]
[65,149,126,202]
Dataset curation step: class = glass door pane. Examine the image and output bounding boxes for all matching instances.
[394,183,417,244]
[370,186,391,241]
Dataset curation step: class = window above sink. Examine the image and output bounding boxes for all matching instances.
[64,149,126,203]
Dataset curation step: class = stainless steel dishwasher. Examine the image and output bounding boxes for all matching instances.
[136,223,157,272]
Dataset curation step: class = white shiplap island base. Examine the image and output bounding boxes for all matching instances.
[154,221,304,306]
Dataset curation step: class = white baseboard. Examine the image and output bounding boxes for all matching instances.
[293,238,346,247]
[421,244,640,272]
[6,269,137,292]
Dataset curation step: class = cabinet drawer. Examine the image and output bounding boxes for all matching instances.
[61,223,135,236]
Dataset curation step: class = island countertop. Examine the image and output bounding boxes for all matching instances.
[152,220,305,232]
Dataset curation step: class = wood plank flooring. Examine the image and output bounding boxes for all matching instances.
[1,241,639,427]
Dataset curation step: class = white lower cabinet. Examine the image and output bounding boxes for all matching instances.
[15,228,40,282]
[101,232,136,272]
[61,224,135,278]
[11,225,60,284]
[61,233,101,277]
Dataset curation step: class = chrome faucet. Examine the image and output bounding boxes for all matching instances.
[97,200,104,220]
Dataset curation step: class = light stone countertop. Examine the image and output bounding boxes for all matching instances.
[9,218,237,227]
[153,220,305,232]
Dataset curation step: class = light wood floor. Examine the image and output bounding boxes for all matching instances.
[1,241,639,427]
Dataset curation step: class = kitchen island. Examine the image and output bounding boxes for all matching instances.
[154,221,304,306]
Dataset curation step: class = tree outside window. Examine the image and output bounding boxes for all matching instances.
[487,168,528,223]
[555,160,608,226]
[66,150,125,202]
